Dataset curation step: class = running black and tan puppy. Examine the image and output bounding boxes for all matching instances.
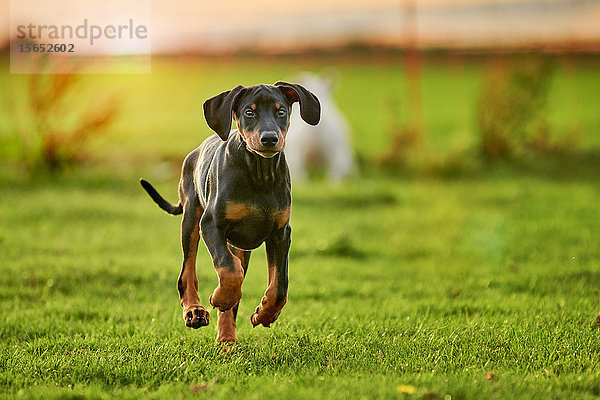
[140,82,320,343]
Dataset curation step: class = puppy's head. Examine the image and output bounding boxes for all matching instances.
[203,82,320,158]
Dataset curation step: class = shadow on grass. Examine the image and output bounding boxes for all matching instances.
[500,150,600,182]
[371,150,600,182]
[291,234,369,260]
[293,188,398,209]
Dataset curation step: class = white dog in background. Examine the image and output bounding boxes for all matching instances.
[285,72,356,182]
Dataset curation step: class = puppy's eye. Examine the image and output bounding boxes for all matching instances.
[244,109,255,117]
[277,109,287,117]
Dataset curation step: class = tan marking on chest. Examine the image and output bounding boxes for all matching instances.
[225,202,255,220]
[274,206,291,229]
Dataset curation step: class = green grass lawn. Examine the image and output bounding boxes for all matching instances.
[1,54,600,399]
[1,173,599,399]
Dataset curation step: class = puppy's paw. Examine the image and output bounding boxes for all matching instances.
[250,310,276,327]
[208,286,242,312]
[216,333,239,344]
[250,304,284,328]
[209,267,244,312]
[183,305,210,328]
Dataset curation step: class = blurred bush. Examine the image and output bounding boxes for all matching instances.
[476,55,576,159]
[375,95,422,167]
[3,61,119,172]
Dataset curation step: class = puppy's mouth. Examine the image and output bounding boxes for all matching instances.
[250,147,282,158]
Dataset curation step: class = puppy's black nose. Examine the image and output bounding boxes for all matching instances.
[260,131,279,147]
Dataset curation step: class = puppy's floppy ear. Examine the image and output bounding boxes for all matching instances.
[275,81,321,126]
[203,85,246,140]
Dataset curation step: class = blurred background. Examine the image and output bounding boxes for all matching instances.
[0,0,599,177]
[2,3,600,395]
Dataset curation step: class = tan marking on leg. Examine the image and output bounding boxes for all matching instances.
[225,202,254,220]
[209,255,244,312]
[181,240,200,310]
[251,263,287,327]
[216,309,238,343]
[180,205,209,328]
[180,210,201,309]
[229,246,247,269]
[274,206,291,229]
[180,260,199,308]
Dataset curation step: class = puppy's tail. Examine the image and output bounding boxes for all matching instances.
[140,179,183,215]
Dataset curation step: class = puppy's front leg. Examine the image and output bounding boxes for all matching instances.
[216,246,251,343]
[251,225,290,327]
[200,213,244,312]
